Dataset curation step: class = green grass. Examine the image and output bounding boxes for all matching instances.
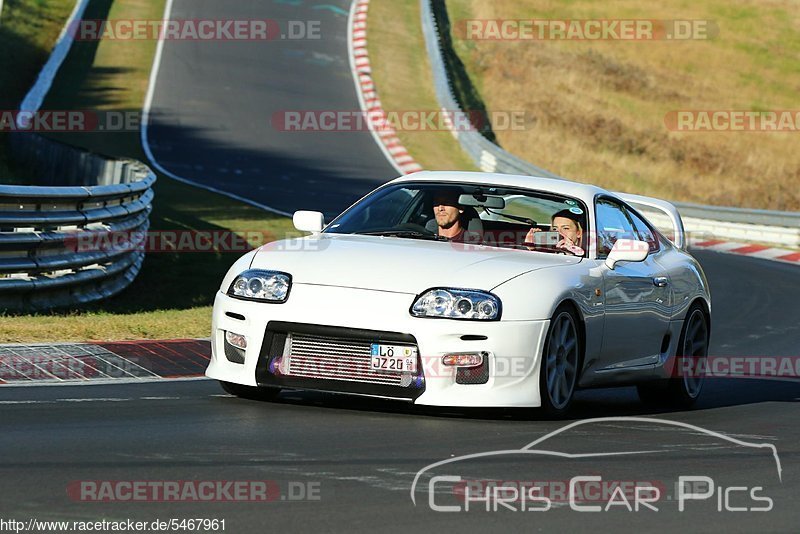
[366,0,476,171]
[39,0,158,160]
[0,0,78,183]
[1,0,298,341]
[1,177,299,341]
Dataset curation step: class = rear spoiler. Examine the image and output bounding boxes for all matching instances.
[614,192,686,250]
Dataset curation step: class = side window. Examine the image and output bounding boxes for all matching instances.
[626,208,660,253]
[595,199,636,258]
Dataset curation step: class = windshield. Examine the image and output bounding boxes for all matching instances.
[325,182,588,256]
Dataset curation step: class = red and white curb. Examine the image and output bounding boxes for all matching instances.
[692,240,800,265]
[348,0,423,175]
[0,339,211,386]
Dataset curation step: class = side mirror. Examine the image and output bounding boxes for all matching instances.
[605,239,649,269]
[293,211,325,233]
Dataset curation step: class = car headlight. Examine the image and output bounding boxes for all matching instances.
[410,288,501,321]
[227,269,291,303]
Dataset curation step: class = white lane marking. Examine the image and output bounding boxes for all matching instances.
[140,0,291,218]
[0,398,127,404]
[0,400,57,405]
[0,376,210,388]
[58,397,131,402]
[0,396,182,405]
[17,0,91,120]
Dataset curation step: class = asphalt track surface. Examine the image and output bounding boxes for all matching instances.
[2,251,799,532]
[144,0,397,219]
[2,0,799,532]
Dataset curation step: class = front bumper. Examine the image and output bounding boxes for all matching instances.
[206,284,548,407]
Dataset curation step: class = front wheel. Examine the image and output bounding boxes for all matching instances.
[539,305,581,418]
[219,381,281,401]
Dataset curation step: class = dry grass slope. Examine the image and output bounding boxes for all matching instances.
[448,0,800,210]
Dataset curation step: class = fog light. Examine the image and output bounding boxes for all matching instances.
[225,331,247,350]
[442,353,483,368]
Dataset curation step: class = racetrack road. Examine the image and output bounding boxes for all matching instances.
[2,0,798,530]
[144,0,397,219]
[1,251,798,532]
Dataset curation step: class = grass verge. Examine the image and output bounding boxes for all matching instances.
[1,0,298,342]
[366,0,476,171]
[0,0,78,183]
[443,0,800,211]
[370,0,799,211]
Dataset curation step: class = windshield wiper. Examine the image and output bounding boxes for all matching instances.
[360,230,446,241]
[484,207,537,227]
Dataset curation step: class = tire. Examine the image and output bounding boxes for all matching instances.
[539,304,582,418]
[219,381,281,401]
[637,303,709,409]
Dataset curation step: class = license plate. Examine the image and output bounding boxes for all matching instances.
[370,344,418,373]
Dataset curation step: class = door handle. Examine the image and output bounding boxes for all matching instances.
[653,276,669,287]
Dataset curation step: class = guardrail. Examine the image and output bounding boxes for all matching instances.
[419,0,800,248]
[0,134,155,311]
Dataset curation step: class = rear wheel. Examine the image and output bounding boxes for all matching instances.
[637,303,708,408]
[219,381,281,401]
[539,305,581,418]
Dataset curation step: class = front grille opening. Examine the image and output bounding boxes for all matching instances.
[256,322,425,400]
[282,333,420,387]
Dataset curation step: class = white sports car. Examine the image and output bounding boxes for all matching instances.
[206,171,711,416]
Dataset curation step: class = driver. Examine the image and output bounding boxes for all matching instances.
[431,190,467,242]
[526,209,585,256]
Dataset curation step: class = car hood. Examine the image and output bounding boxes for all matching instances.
[249,234,580,294]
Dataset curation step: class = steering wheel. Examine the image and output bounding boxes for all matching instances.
[397,222,433,234]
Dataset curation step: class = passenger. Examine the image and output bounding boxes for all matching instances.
[525,209,585,256]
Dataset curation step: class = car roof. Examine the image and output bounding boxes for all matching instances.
[389,171,613,206]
